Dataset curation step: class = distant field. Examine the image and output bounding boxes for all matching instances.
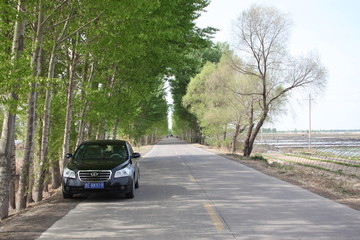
[255,131,360,177]
[256,131,360,149]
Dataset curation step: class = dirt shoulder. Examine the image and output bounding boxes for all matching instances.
[0,192,80,240]
[1,143,359,240]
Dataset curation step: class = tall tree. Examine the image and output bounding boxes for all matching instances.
[171,43,221,140]
[0,0,215,218]
[17,0,47,209]
[0,0,26,219]
[232,5,327,156]
[45,1,75,190]
[183,49,253,152]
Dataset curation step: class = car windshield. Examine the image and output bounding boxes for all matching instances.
[73,144,128,160]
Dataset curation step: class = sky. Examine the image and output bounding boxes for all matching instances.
[195,0,360,131]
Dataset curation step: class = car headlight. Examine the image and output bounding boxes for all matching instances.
[114,166,132,178]
[63,168,76,179]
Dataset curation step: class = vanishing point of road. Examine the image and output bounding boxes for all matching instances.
[37,138,360,240]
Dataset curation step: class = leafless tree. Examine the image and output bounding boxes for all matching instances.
[232,5,327,156]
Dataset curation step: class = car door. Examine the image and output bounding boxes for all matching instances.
[127,142,139,183]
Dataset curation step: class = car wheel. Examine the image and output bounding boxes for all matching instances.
[125,179,135,199]
[135,170,140,188]
[135,179,139,189]
[135,173,139,189]
[63,191,73,199]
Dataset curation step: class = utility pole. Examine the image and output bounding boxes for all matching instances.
[308,94,313,149]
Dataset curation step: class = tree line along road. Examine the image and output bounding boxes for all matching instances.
[36,137,360,240]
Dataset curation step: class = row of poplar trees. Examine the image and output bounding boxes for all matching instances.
[0,0,214,219]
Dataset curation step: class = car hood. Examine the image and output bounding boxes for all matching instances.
[67,158,129,170]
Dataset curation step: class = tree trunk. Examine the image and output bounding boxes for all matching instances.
[47,45,59,189]
[44,34,62,191]
[26,163,34,203]
[87,122,94,140]
[9,141,16,209]
[243,106,268,157]
[223,124,227,141]
[51,162,61,189]
[152,133,156,143]
[230,120,245,154]
[17,0,46,208]
[34,105,47,201]
[76,55,91,146]
[61,50,79,171]
[243,105,254,157]
[0,111,16,219]
[43,169,49,192]
[34,116,44,202]
[112,119,120,140]
[96,121,106,140]
[29,0,46,204]
[46,6,75,190]
[17,83,38,211]
[1,0,26,218]
[77,102,88,146]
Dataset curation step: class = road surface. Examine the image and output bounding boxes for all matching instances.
[37,138,360,239]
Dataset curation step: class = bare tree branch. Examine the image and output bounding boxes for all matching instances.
[232,5,326,156]
[58,11,103,45]
[42,0,71,27]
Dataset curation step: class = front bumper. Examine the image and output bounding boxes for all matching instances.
[62,176,132,194]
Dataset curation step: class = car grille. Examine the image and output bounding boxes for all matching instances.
[78,170,112,182]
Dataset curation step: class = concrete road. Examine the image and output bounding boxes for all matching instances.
[38,138,360,240]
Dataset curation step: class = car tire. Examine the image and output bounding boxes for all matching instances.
[135,179,139,189]
[63,191,73,199]
[135,170,140,189]
[125,179,135,199]
[135,174,139,189]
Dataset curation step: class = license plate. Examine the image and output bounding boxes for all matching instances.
[84,182,104,189]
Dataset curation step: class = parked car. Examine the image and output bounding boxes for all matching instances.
[62,140,141,199]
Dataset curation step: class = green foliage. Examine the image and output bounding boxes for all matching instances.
[0,0,214,170]
[171,42,223,137]
[250,154,267,162]
[182,48,257,147]
[128,84,169,141]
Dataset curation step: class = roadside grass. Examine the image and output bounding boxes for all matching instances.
[227,153,360,178]
[284,153,360,168]
[250,154,267,162]
[261,152,360,178]
[226,153,267,162]
[298,150,360,161]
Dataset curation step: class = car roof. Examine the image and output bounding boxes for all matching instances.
[80,140,128,145]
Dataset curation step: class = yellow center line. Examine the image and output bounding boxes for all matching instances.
[203,202,224,231]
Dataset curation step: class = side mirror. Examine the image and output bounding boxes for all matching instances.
[132,152,141,158]
[65,153,73,159]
